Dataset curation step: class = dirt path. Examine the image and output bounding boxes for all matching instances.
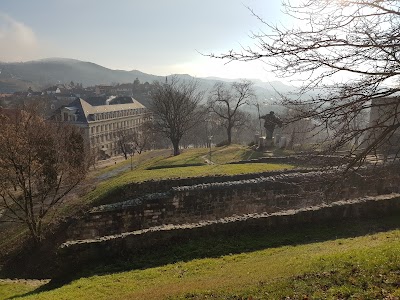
[202,154,215,165]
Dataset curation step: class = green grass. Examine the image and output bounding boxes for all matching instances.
[148,148,209,169]
[7,216,400,299]
[0,282,39,299]
[88,150,170,179]
[210,145,262,164]
[144,145,267,169]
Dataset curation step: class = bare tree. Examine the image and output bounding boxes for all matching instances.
[209,0,400,166]
[208,80,255,145]
[150,77,204,156]
[132,121,154,155]
[115,121,153,159]
[116,128,132,160]
[0,108,89,244]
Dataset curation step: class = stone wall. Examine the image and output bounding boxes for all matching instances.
[60,194,400,273]
[228,154,351,167]
[68,165,400,240]
[94,168,312,206]
[92,154,352,207]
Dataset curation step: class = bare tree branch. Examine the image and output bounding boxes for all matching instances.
[0,107,89,244]
[207,0,400,165]
[150,76,205,155]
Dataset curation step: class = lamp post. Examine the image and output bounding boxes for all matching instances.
[256,102,262,137]
[208,135,213,163]
[130,144,134,171]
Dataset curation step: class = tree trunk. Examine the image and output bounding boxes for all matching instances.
[227,126,232,145]
[26,220,41,246]
[172,140,180,156]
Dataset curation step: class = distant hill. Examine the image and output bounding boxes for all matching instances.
[0,58,164,92]
[0,58,298,108]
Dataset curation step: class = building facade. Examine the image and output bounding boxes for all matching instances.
[53,97,151,159]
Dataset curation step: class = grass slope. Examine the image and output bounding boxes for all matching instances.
[0,282,36,299]
[5,217,400,299]
[84,145,293,205]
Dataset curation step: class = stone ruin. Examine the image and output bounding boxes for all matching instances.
[67,164,400,240]
[57,162,400,273]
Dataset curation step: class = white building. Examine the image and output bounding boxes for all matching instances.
[53,97,151,158]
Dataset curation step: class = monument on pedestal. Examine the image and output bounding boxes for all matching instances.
[259,111,283,149]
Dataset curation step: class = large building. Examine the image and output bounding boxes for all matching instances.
[53,97,151,159]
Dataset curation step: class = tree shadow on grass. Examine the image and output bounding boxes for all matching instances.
[10,214,400,299]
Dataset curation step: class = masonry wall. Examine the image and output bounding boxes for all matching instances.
[59,194,400,276]
[93,168,311,206]
[68,165,400,240]
[228,154,351,167]
[93,155,351,207]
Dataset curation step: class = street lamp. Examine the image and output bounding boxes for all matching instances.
[130,144,135,171]
[208,135,213,163]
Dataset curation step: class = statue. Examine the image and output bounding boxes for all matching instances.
[260,111,283,140]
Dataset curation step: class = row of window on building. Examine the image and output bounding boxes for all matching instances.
[90,118,147,134]
[93,108,146,121]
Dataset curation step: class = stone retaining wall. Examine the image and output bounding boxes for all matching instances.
[68,166,400,240]
[229,155,350,166]
[60,194,400,273]
[94,168,312,206]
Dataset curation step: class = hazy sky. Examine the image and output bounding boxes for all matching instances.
[0,0,291,81]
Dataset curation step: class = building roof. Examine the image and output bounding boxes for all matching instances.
[116,83,133,89]
[44,86,59,91]
[62,98,146,123]
[85,96,107,106]
[108,96,134,105]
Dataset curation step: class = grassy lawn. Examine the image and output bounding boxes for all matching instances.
[6,216,400,299]
[210,145,250,164]
[144,145,268,169]
[147,148,209,169]
[88,149,170,178]
[0,282,39,299]
[84,144,294,205]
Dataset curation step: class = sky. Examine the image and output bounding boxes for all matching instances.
[0,0,292,81]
